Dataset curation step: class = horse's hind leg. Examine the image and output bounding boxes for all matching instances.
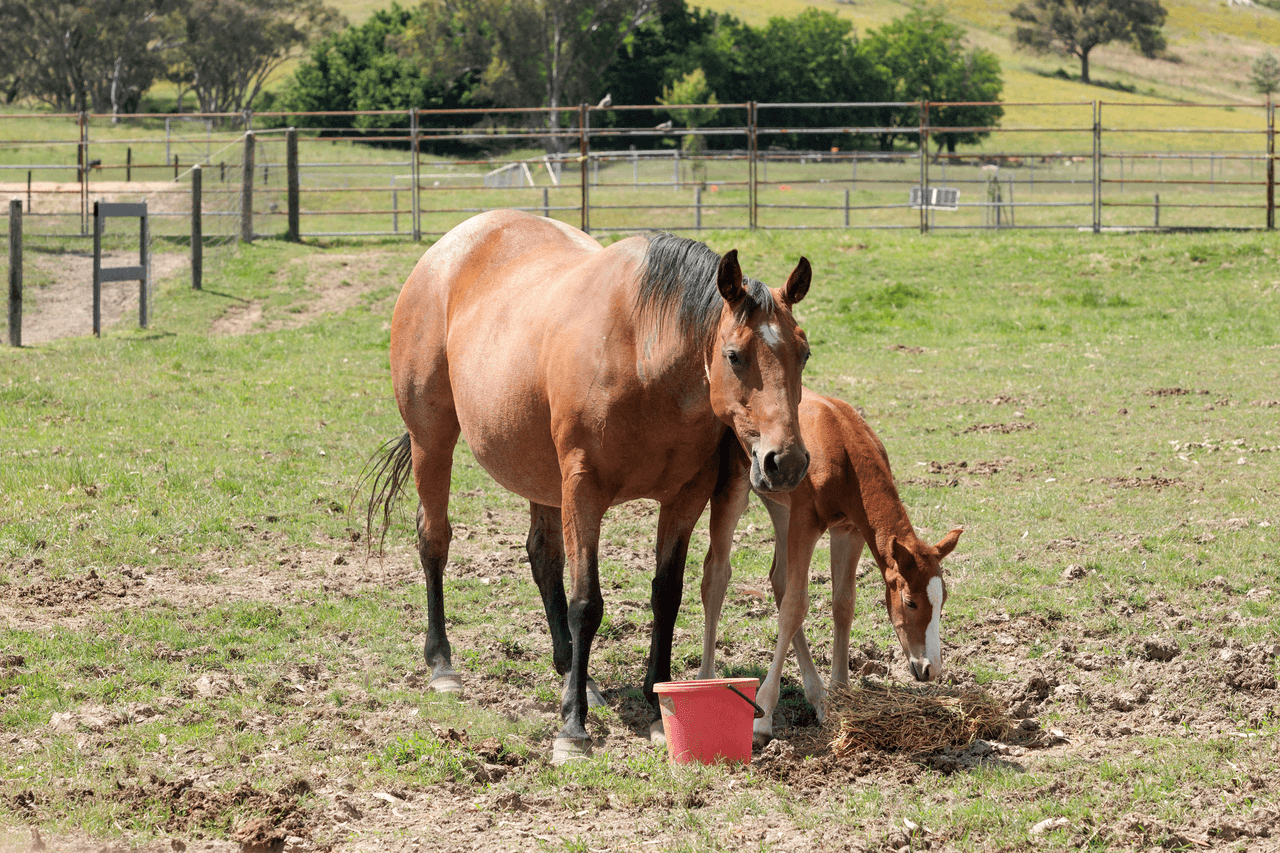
[828,529,864,691]
[527,502,604,709]
[408,426,462,692]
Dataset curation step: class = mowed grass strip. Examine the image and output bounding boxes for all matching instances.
[1,227,1278,848]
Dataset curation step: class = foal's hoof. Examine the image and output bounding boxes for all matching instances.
[648,719,667,749]
[585,678,607,709]
[428,669,463,694]
[551,736,593,765]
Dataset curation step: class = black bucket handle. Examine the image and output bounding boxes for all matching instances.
[726,683,766,719]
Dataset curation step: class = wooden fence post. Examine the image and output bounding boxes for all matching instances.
[241,131,255,243]
[8,198,20,347]
[286,127,299,242]
[139,204,149,330]
[192,164,203,291]
[92,200,102,337]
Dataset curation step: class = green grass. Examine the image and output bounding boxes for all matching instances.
[2,227,1279,848]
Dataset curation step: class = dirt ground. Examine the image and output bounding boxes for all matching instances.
[3,254,1277,852]
[3,516,1278,853]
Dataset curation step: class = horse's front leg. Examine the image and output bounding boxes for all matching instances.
[552,466,609,764]
[527,502,605,709]
[645,458,720,745]
[697,457,751,681]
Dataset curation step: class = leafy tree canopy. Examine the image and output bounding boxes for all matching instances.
[1010,0,1166,84]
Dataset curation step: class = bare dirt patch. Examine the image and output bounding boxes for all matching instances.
[17,251,190,344]
[210,254,390,336]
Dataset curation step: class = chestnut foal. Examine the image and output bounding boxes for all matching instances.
[698,388,963,744]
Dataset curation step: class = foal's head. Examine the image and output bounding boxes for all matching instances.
[882,527,964,682]
[707,250,812,493]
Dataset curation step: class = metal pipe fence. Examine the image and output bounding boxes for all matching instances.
[1,99,1276,253]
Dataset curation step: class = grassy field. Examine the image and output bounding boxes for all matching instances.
[2,226,1278,851]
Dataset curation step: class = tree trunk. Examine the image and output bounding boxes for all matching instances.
[111,56,123,125]
[1080,49,1091,85]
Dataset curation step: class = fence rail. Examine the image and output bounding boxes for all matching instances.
[0,99,1276,245]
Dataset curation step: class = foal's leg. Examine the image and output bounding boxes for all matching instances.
[527,502,605,709]
[755,499,818,745]
[697,468,750,681]
[828,529,864,691]
[408,424,462,692]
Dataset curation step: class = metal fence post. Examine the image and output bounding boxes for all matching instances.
[8,198,20,347]
[749,101,758,230]
[543,186,550,218]
[695,185,702,230]
[844,188,850,228]
[80,112,89,236]
[286,127,299,242]
[580,104,590,234]
[139,205,149,330]
[241,131,255,243]
[411,108,421,241]
[1093,101,1101,234]
[1153,193,1160,229]
[92,200,102,337]
[919,101,929,234]
[192,164,203,291]
[1268,95,1275,231]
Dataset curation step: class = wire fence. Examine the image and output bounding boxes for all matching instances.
[1,99,1276,264]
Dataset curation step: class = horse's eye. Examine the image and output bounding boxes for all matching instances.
[800,349,811,368]
[905,599,918,610]
[725,349,744,368]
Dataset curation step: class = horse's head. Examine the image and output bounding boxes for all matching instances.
[881,527,964,682]
[707,250,812,494]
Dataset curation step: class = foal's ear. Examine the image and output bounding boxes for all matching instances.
[781,256,811,306]
[717,249,746,304]
[934,527,964,559]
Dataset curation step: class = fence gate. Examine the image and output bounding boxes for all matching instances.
[92,200,149,337]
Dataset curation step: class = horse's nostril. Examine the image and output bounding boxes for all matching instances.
[762,450,779,476]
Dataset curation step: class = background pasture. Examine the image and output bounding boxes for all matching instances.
[1,227,1278,851]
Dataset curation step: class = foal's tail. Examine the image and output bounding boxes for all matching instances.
[360,432,415,555]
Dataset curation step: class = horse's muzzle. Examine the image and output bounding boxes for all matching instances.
[750,447,809,493]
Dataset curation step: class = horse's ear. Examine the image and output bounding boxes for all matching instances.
[934,527,963,559]
[781,257,811,306]
[717,249,746,304]
[890,536,915,572]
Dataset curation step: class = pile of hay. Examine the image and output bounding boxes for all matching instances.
[827,680,1013,757]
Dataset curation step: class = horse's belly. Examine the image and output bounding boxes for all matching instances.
[452,373,564,507]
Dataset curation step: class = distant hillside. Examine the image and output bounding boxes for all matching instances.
[324,0,1280,107]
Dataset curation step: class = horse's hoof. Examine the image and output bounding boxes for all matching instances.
[551,736,592,765]
[585,678,607,709]
[429,670,463,694]
[752,730,774,749]
[649,719,667,748]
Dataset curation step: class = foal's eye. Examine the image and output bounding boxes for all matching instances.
[905,599,918,610]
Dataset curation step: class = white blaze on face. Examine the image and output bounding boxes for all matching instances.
[924,575,944,671]
[757,322,782,349]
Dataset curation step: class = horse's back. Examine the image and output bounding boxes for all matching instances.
[799,389,896,530]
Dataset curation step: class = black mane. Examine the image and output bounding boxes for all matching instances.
[634,232,774,347]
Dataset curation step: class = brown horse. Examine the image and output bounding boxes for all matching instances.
[367,210,813,762]
[697,388,962,744]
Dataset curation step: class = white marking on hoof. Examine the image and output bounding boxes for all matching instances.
[649,719,667,748]
[429,670,463,694]
[585,678,607,709]
[551,736,592,765]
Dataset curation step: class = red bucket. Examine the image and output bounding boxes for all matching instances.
[653,677,761,765]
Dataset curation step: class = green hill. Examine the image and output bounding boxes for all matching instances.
[323,0,1280,108]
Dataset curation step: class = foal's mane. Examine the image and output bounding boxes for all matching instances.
[634,232,774,349]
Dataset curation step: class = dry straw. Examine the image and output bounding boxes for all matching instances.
[827,679,1013,756]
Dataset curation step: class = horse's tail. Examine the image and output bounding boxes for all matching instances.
[360,432,414,555]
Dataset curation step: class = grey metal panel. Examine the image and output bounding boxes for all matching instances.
[99,265,144,282]
[97,202,147,219]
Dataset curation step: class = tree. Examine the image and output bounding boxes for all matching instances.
[402,0,658,151]
[1250,51,1280,97]
[658,68,717,180]
[275,4,485,133]
[0,0,176,113]
[1010,0,1166,84]
[858,7,1003,152]
[166,0,342,116]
